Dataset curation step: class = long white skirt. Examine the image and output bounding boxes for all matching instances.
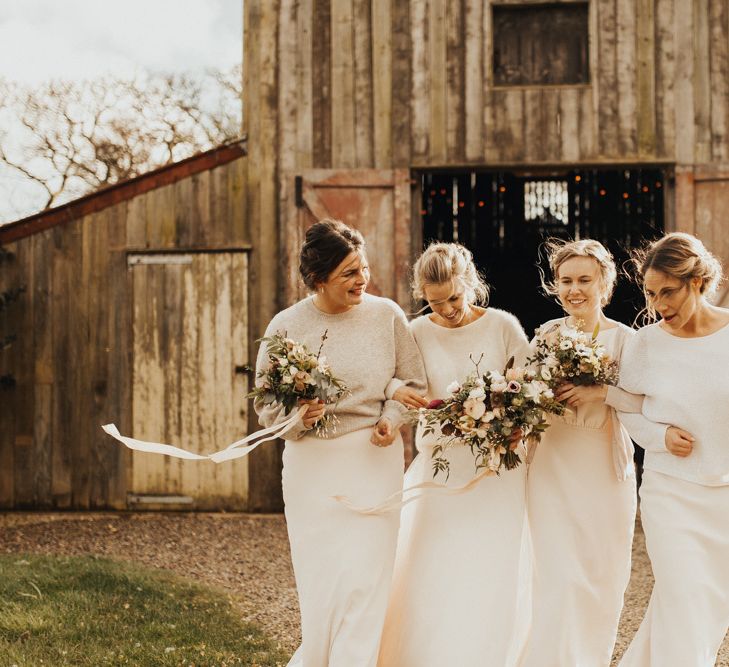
[283,427,403,667]
[619,470,729,667]
[378,443,530,667]
[523,421,637,667]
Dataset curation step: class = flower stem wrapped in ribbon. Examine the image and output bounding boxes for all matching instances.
[414,356,564,480]
[529,320,619,389]
[247,330,350,437]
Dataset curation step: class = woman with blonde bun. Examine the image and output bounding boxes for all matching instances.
[378,242,531,667]
[522,239,641,667]
[618,232,729,667]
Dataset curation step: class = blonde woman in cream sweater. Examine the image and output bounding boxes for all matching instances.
[618,232,729,667]
[378,243,531,667]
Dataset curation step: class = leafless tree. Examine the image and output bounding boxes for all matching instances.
[0,66,242,216]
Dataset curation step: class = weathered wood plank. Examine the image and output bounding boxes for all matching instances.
[173,176,194,247]
[146,183,176,248]
[131,262,167,495]
[126,195,148,248]
[693,0,711,164]
[616,0,638,155]
[709,0,729,162]
[410,0,430,161]
[596,0,619,157]
[87,212,112,508]
[12,237,35,507]
[31,233,53,506]
[208,165,229,247]
[523,89,542,163]
[312,0,332,167]
[541,89,561,162]
[674,0,695,163]
[247,0,283,512]
[636,0,656,157]
[654,0,675,158]
[0,240,20,507]
[331,0,357,167]
[180,257,202,499]
[445,0,464,162]
[191,171,211,246]
[231,252,249,506]
[297,0,314,169]
[559,88,581,162]
[390,0,411,167]
[227,158,248,245]
[161,261,183,496]
[50,225,75,507]
[279,0,299,177]
[372,0,393,168]
[428,0,447,163]
[464,0,483,161]
[353,0,374,167]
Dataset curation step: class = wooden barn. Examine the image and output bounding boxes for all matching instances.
[0,141,285,511]
[3,0,729,511]
[247,0,729,336]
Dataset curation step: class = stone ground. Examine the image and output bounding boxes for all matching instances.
[1,511,727,665]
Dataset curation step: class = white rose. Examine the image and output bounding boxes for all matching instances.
[559,339,573,350]
[468,386,486,400]
[541,367,552,381]
[463,397,486,420]
[446,380,462,394]
[491,380,508,393]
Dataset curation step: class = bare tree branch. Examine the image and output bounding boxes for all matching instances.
[0,67,242,221]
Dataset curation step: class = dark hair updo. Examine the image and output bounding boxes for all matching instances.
[299,218,366,290]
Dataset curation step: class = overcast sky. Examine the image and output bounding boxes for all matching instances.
[0,0,242,84]
[0,1,243,222]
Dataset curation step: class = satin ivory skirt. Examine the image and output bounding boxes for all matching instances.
[619,470,729,667]
[283,427,404,667]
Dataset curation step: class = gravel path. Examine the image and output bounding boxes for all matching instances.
[1,511,727,665]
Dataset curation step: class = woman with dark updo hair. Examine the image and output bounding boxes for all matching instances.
[617,232,729,666]
[253,218,426,667]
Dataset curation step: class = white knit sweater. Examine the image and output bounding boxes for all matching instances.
[618,321,729,485]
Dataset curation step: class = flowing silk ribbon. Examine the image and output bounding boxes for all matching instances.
[101,406,307,463]
[333,465,498,515]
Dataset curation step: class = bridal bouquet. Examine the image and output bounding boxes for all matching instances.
[415,357,563,479]
[529,321,619,388]
[248,330,350,436]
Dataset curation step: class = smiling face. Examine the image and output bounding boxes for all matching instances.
[424,280,472,328]
[317,250,370,311]
[556,256,606,322]
[643,268,702,331]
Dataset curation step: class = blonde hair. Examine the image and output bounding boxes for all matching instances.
[632,232,723,321]
[412,242,489,306]
[541,238,617,307]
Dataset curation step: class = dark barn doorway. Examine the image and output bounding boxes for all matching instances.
[419,168,666,337]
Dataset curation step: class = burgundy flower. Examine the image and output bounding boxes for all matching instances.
[427,399,445,409]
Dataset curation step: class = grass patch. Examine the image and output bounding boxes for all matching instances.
[0,554,290,666]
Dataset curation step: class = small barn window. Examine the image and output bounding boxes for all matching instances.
[493,3,590,86]
[524,180,569,226]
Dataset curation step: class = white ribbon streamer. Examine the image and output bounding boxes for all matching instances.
[101,406,307,463]
[334,465,498,515]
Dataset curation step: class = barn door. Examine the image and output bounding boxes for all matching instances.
[676,167,729,307]
[128,251,249,510]
[282,169,413,308]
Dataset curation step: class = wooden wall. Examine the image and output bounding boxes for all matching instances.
[243,0,729,319]
[246,0,729,173]
[0,150,254,510]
